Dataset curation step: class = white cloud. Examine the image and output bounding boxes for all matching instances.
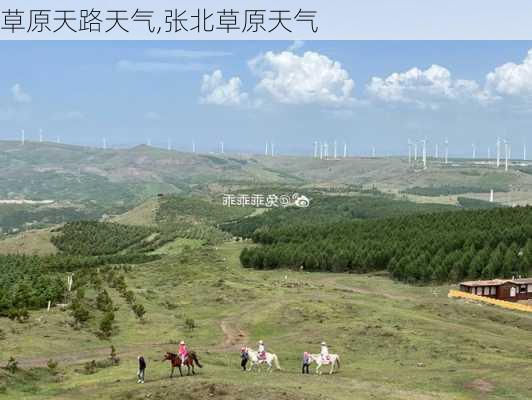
[116,60,210,73]
[11,83,31,104]
[287,40,305,52]
[145,49,232,59]
[145,111,162,121]
[51,110,85,121]
[200,70,248,107]
[249,51,354,106]
[367,65,488,108]
[486,49,532,97]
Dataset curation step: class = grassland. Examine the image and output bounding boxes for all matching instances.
[1,239,532,400]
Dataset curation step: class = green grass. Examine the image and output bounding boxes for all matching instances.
[2,241,532,399]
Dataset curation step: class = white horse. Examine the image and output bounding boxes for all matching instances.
[308,353,340,375]
[244,348,281,372]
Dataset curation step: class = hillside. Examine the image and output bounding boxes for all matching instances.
[2,140,532,236]
[2,241,532,399]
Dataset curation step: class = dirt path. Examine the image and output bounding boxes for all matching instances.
[219,318,248,350]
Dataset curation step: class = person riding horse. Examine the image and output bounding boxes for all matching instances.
[258,340,266,360]
[178,341,189,364]
[320,341,329,362]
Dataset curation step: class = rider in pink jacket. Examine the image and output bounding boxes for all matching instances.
[178,341,189,363]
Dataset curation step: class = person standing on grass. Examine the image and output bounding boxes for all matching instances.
[137,355,146,384]
[240,347,249,371]
[302,351,311,374]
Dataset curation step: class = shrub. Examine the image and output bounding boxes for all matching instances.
[47,359,59,374]
[109,345,120,366]
[5,357,18,374]
[185,317,196,331]
[84,360,97,375]
[132,303,146,320]
[96,290,113,312]
[99,311,115,339]
[7,308,29,322]
[71,299,91,325]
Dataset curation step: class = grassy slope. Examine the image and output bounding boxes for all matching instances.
[0,229,57,255]
[1,241,532,400]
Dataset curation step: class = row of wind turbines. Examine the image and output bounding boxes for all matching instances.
[406,137,527,171]
[12,130,529,172]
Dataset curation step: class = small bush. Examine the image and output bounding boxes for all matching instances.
[47,359,59,374]
[5,357,18,374]
[185,317,196,331]
[132,303,146,320]
[84,360,97,375]
[109,345,120,366]
[7,308,29,322]
[99,311,115,339]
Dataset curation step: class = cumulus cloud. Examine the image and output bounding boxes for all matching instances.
[249,51,354,106]
[200,70,248,107]
[367,65,488,108]
[486,49,532,97]
[11,83,31,103]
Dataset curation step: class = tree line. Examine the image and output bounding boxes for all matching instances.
[240,207,532,284]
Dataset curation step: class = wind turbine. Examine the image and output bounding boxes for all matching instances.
[343,142,347,159]
[39,128,43,143]
[472,142,476,160]
[265,141,269,156]
[102,138,107,150]
[271,141,275,157]
[496,137,501,168]
[333,140,337,159]
[313,141,318,158]
[220,141,224,154]
[324,142,329,159]
[504,139,509,172]
[434,143,439,159]
[372,146,376,158]
[167,138,172,151]
[414,142,418,161]
[56,136,60,144]
[444,138,449,165]
[319,141,323,160]
[524,142,527,161]
[21,129,25,145]
[421,139,427,169]
[192,141,196,153]
[408,139,412,165]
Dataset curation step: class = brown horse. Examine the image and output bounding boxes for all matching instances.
[163,351,202,377]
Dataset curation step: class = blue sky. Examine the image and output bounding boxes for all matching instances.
[2,41,532,156]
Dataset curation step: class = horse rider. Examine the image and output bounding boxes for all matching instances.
[320,341,329,362]
[178,340,189,364]
[258,340,266,360]
[240,347,249,371]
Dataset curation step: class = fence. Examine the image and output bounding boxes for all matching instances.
[448,289,532,313]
